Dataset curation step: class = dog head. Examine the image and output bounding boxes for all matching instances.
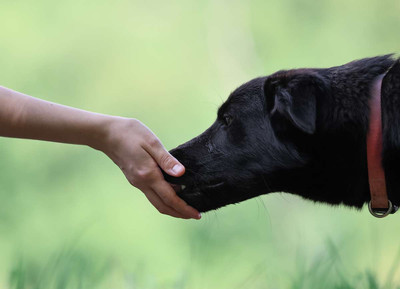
[164,70,329,212]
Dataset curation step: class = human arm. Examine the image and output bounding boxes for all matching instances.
[0,86,200,219]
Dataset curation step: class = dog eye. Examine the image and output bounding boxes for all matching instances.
[223,114,233,126]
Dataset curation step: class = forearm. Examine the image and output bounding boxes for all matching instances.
[0,86,113,149]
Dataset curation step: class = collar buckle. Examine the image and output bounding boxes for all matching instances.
[368,200,394,218]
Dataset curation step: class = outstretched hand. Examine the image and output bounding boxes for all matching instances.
[0,86,198,219]
[100,118,201,220]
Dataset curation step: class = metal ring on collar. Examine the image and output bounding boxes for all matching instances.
[368,200,393,218]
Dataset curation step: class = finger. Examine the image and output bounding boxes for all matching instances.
[151,179,201,219]
[144,139,185,177]
[142,188,190,219]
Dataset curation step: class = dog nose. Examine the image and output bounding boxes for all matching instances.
[162,167,190,186]
[162,169,177,183]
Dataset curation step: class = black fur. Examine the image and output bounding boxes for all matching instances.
[164,55,400,213]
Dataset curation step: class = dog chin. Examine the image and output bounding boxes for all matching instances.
[176,188,225,212]
[169,181,229,212]
[175,182,265,212]
[178,192,210,212]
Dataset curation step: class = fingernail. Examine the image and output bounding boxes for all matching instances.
[196,213,202,220]
[172,164,184,174]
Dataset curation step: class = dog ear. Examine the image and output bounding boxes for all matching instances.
[264,72,327,134]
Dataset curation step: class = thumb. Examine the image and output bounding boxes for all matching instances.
[162,152,185,177]
[148,141,185,177]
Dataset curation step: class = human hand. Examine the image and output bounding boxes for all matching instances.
[0,86,200,219]
[98,117,201,219]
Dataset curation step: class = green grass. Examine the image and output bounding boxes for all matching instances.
[9,249,109,289]
[7,239,400,289]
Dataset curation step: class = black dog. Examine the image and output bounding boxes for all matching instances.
[164,55,400,213]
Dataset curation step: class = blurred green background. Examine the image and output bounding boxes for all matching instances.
[0,0,399,288]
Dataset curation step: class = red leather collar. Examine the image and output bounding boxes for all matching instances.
[367,75,392,217]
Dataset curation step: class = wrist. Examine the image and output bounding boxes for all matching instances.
[87,114,121,152]
[89,116,141,154]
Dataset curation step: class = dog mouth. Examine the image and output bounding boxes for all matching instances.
[169,180,226,212]
[170,181,225,195]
